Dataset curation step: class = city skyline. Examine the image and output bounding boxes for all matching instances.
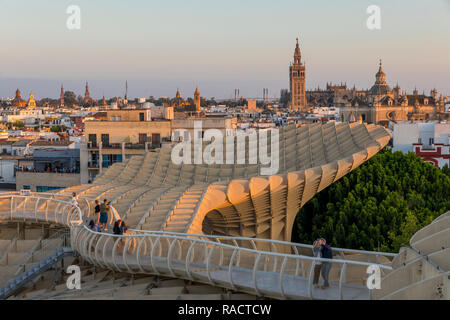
[1,0,449,99]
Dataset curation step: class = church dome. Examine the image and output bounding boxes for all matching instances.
[369,60,391,95]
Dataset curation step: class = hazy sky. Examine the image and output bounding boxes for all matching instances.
[1,0,449,99]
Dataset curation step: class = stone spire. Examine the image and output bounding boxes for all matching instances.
[84,81,91,104]
[294,37,301,65]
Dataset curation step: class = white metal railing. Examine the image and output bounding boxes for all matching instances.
[0,194,394,300]
[1,195,82,226]
[72,224,393,300]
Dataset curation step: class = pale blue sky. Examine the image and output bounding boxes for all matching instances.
[1,0,449,99]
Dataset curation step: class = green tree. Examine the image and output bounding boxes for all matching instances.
[50,125,67,133]
[293,149,450,252]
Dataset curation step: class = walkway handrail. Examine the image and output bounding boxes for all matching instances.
[0,195,83,224]
[71,223,392,299]
[78,225,393,270]
[125,228,397,260]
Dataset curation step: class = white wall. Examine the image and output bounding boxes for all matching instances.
[418,122,435,146]
[434,123,450,145]
[392,123,419,153]
[0,159,16,184]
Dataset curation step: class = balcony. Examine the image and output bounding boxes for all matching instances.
[102,143,122,149]
[88,161,99,169]
[124,143,145,150]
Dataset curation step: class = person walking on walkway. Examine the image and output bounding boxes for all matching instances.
[312,239,322,288]
[319,238,333,289]
[95,199,101,223]
[71,192,79,207]
[99,199,110,231]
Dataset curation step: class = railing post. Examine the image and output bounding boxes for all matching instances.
[270,242,277,272]
[279,256,288,299]
[136,237,147,274]
[252,253,262,297]
[232,239,240,267]
[167,239,178,277]
[150,236,161,275]
[185,240,198,281]
[308,260,315,299]
[86,233,98,265]
[217,239,224,266]
[22,197,27,217]
[102,236,113,269]
[94,234,107,268]
[338,262,347,300]
[10,196,14,220]
[111,237,122,272]
[34,198,40,222]
[228,248,238,291]
[206,244,216,285]
[293,246,300,276]
[45,200,49,222]
[122,237,133,273]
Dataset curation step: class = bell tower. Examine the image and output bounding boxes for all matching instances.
[60,84,65,107]
[194,87,201,113]
[289,38,307,111]
[84,81,92,104]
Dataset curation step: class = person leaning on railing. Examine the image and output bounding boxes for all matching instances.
[319,238,333,289]
[312,239,322,288]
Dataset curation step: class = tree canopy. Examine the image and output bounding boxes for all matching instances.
[293,148,450,253]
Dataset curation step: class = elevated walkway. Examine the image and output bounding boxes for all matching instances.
[0,194,396,300]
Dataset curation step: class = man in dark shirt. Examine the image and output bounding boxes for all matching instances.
[319,238,333,289]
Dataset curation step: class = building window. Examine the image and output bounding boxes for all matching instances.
[88,134,97,148]
[102,154,122,168]
[118,116,122,121]
[23,185,30,190]
[111,116,116,121]
[37,186,63,193]
[139,113,145,121]
[429,138,434,145]
[101,134,110,147]
[139,133,147,144]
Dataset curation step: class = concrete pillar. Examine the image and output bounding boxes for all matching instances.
[80,141,89,184]
[42,224,50,238]
[99,141,103,174]
[121,142,125,162]
[17,222,25,240]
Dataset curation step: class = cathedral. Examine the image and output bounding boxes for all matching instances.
[306,60,447,125]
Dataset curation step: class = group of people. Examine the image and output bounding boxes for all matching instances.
[94,199,111,231]
[85,198,127,236]
[312,238,333,289]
